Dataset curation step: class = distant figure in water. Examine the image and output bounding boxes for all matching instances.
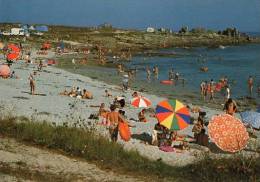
[153,66,159,80]
[146,66,151,81]
[258,84,260,97]
[168,68,174,80]
[248,76,254,97]
[209,79,215,101]
[200,81,206,100]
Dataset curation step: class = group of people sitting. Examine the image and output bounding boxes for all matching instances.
[59,86,93,99]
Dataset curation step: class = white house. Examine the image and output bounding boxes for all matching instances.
[146,27,155,33]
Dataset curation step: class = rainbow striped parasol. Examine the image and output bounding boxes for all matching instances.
[155,99,191,130]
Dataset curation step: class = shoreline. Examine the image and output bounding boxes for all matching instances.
[0,56,259,167]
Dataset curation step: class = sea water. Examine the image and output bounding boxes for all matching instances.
[125,44,260,102]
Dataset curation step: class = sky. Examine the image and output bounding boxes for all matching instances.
[0,0,260,32]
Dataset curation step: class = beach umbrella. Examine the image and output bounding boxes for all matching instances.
[130,96,151,108]
[208,114,249,153]
[7,44,20,53]
[0,65,11,77]
[240,111,260,129]
[7,53,19,61]
[257,106,260,113]
[155,99,191,130]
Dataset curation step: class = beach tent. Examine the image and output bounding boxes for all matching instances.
[0,65,11,78]
[35,25,48,32]
[29,25,35,31]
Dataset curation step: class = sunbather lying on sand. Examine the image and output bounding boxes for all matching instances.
[59,89,69,96]
[82,89,93,99]
[68,87,77,97]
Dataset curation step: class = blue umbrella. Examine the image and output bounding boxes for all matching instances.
[257,106,260,113]
[240,111,260,129]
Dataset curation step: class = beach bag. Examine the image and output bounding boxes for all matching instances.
[118,122,131,142]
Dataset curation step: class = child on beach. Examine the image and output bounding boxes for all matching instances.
[138,109,147,122]
[99,103,109,125]
[223,98,237,116]
[104,90,112,97]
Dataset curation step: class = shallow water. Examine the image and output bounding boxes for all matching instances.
[125,44,260,102]
[60,44,260,110]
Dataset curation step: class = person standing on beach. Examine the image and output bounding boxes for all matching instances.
[28,73,35,95]
[203,81,208,101]
[146,66,151,81]
[106,104,124,142]
[209,79,215,101]
[200,81,206,100]
[122,75,129,91]
[225,85,230,101]
[248,76,254,97]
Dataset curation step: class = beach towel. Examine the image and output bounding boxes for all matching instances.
[159,146,175,152]
[119,122,131,142]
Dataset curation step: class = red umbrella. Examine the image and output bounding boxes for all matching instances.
[0,65,11,77]
[7,53,19,60]
[130,96,151,108]
[8,44,20,53]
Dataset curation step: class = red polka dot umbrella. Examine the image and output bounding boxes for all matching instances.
[208,114,249,153]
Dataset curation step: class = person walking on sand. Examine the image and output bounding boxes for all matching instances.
[122,74,129,91]
[28,73,35,95]
[248,76,254,97]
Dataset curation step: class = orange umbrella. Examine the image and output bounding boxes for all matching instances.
[0,65,11,77]
[208,114,249,153]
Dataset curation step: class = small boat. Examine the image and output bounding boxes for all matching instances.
[200,67,208,72]
[160,80,174,85]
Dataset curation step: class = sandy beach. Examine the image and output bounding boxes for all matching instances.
[1,49,259,168]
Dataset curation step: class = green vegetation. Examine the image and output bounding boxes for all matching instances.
[0,116,259,181]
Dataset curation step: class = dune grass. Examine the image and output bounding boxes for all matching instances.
[0,116,259,181]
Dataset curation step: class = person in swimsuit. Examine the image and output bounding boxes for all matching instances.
[248,76,254,97]
[28,73,35,95]
[106,104,125,142]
